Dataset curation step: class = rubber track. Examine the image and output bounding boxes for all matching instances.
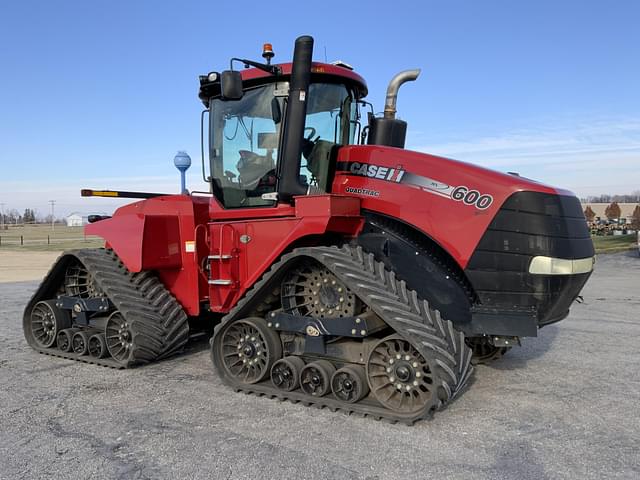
[115,253,190,360]
[30,346,126,369]
[24,248,189,368]
[212,245,473,424]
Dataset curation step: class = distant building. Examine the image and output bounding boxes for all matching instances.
[580,203,639,224]
[65,212,108,227]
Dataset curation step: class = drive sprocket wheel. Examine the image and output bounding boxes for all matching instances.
[271,356,305,392]
[366,335,439,414]
[63,263,102,298]
[466,337,511,364]
[281,262,358,318]
[29,300,71,348]
[215,317,282,384]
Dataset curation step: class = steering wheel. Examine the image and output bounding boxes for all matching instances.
[304,127,316,140]
[302,127,318,160]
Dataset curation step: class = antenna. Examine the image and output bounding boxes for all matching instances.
[173,151,192,194]
[324,46,327,63]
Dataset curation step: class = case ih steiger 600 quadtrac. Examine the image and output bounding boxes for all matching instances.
[24,36,594,423]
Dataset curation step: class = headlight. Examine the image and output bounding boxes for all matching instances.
[528,256,595,275]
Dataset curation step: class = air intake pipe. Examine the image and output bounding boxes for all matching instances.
[368,69,421,148]
[277,35,314,201]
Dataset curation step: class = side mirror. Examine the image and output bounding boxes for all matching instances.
[220,70,243,100]
[271,97,281,124]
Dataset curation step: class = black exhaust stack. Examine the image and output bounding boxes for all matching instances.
[277,35,314,201]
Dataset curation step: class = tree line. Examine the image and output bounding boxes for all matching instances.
[0,208,64,226]
[584,202,640,230]
[580,192,640,203]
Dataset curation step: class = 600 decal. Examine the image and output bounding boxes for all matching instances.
[451,186,493,210]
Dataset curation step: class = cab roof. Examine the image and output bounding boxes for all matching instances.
[199,62,368,106]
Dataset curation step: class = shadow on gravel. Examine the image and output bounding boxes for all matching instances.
[183,332,213,355]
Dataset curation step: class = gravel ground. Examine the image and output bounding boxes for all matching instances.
[0,252,638,480]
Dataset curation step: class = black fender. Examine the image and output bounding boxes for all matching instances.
[356,212,475,329]
[356,212,541,338]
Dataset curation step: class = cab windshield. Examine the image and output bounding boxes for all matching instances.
[209,82,356,208]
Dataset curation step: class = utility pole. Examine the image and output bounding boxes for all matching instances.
[0,203,5,231]
[49,200,56,231]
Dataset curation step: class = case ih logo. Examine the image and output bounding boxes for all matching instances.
[338,161,493,210]
[347,162,406,182]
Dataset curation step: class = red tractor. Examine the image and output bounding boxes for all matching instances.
[23,36,594,423]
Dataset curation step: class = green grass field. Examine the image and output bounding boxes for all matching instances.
[592,233,637,254]
[0,224,103,251]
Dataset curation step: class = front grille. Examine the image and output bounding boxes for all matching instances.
[465,191,594,325]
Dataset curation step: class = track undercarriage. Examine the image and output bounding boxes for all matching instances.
[211,245,473,424]
[24,245,474,423]
[23,249,189,368]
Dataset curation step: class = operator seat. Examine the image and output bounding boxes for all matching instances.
[236,150,275,191]
[305,139,336,192]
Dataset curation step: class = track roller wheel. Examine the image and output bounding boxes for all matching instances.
[88,333,108,359]
[57,328,79,353]
[72,330,91,355]
[331,365,369,403]
[214,317,282,384]
[271,356,305,392]
[300,360,335,397]
[28,300,71,348]
[105,312,135,363]
[366,335,440,414]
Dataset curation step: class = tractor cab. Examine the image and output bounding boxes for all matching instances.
[198,39,367,209]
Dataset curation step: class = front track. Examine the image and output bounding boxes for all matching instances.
[211,245,473,424]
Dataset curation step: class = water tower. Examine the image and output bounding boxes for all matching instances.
[173,151,191,194]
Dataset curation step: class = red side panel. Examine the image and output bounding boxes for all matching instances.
[85,212,145,271]
[332,145,573,269]
[85,195,210,316]
[141,215,182,269]
[206,195,363,313]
